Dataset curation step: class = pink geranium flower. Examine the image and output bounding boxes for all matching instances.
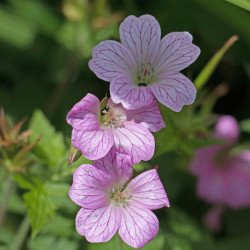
[69,150,169,248]
[66,93,165,164]
[190,115,250,209]
[89,14,200,111]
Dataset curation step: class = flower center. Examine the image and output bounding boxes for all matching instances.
[109,186,131,207]
[99,105,125,129]
[136,63,155,87]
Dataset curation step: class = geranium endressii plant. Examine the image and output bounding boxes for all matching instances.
[67,13,201,248]
[69,150,169,248]
[89,14,200,111]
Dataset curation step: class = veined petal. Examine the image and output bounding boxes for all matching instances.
[119,204,159,248]
[69,164,109,209]
[76,204,121,243]
[93,150,133,186]
[126,169,170,210]
[126,99,165,132]
[113,121,155,165]
[153,32,200,74]
[119,15,161,65]
[150,72,196,112]
[71,128,114,160]
[66,93,100,131]
[89,40,136,82]
[110,75,154,110]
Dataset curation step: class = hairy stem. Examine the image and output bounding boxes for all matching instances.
[10,215,30,250]
[116,234,123,250]
[0,176,14,230]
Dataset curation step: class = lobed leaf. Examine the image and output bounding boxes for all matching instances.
[29,110,66,168]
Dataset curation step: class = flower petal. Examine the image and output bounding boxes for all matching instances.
[153,32,200,74]
[126,169,170,210]
[93,150,133,185]
[66,93,100,131]
[150,72,197,112]
[113,121,155,164]
[119,15,161,65]
[126,99,165,132]
[71,128,114,160]
[69,164,109,209]
[119,204,159,248]
[89,40,136,82]
[110,75,154,110]
[76,204,121,243]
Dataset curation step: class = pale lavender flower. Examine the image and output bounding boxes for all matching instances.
[190,115,250,209]
[89,14,200,111]
[69,150,169,248]
[66,93,165,164]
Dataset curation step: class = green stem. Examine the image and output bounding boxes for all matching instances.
[10,215,30,250]
[0,176,14,230]
[116,234,123,250]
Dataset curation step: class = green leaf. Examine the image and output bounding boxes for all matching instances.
[45,182,70,197]
[88,233,165,250]
[165,207,214,250]
[188,137,224,149]
[24,182,56,238]
[240,119,250,133]
[13,174,38,190]
[28,235,78,250]
[41,215,75,237]
[29,110,66,168]
[226,0,250,11]
[154,107,194,157]
[194,35,238,90]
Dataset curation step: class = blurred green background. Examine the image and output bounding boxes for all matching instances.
[0,0,250,249]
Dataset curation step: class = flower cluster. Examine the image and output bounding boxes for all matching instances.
[67,14,200,248]
[190,115,250,231]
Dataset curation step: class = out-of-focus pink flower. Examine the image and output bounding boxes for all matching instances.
[67,93,165,164]
[69,150,169,248]
[203,205,225,232]
[214,115,240,143]
[89,14,200,111]
[190,115,250,209]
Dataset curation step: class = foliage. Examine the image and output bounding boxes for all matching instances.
[0,0,250,249]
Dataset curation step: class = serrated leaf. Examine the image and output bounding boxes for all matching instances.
[24,183,56,238]
[29,110,66,168]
